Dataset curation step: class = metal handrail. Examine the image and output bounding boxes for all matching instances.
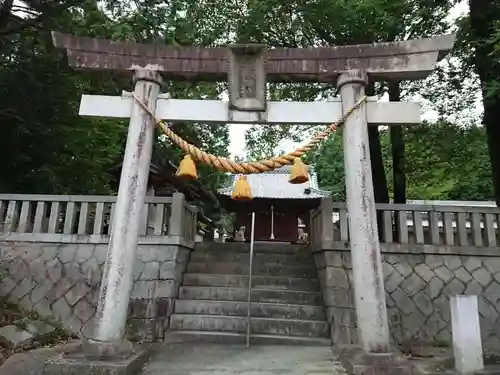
[246,212,256,348]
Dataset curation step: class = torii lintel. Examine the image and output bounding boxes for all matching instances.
[51,32,456,83]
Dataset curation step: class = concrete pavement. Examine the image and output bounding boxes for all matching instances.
[141,343,346,375]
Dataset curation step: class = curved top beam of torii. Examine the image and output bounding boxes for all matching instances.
[52,32,455,83]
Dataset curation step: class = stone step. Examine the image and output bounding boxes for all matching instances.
[186,262,317,278]
[165,330,332,346]
[169,314,330,338]
[190,251,314,267]
[174,300,326,321]
[178,286,322,305]
[182,273,319,292]
[194,242,308,255]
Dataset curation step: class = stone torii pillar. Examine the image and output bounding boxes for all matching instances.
[93,69,162,345]
[338,70,390,352]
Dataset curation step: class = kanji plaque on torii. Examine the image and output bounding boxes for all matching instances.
[50,31,455,374]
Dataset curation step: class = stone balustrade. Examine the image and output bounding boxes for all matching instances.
[310,200,500,252]
[0,192,198,245]
[0,193,198,342]
[310,198,500,350]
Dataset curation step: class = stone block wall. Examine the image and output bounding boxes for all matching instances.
[0,242,191,341]
[314,248,500,351]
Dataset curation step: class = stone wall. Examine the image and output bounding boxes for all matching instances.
[314,248,500,350]
[0,242,191,341]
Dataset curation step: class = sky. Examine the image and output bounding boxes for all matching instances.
[227,0,472,159]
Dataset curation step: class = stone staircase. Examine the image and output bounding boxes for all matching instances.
[168,242,331,346]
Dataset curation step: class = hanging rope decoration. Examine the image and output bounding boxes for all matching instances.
[133,94,367,199]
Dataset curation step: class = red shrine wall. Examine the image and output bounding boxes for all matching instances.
[232,199,317,242]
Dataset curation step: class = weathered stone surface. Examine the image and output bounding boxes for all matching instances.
[463,257,482,273]
[0,325,34,349]
[338,347,416,375]
[73,298,95,324]
[425,254,444,269]
[9,277,36,300]
[84,245,104,264]
[454,266,473,283]
[0,243,189,342]
[443,278,466,296]
[155,280,178,298]
[434,266,454,283]
[21,320,56,338]
[141,262,160,280]
[46,259,63,283]
[414,263,434,282]
[324,267,349,288]
[74,245,95,264]
[159,261,175,280]
[424,277,444,299]
[473,268,493,287]
[176,248,191,264]
[0,275,19,296]
[132,261,144,281]
[40,246,58,261]
[394,262,413,278]
[400,273,425,296]
[64,283,90,306]
[484,258,500,274]
[315,250,500,350]
[413,292,433,317]
[443,255,462,271]
[57,245,77,264]
[80,318,95,338]
[131,281,155,299]
[42,343,152,375]
[31,282,53,305]
[137,245,176,263]
[385,270,404,293]
[10,259,29,281]
[126,318,164,341]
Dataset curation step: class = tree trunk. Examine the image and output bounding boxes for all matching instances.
[469,0,500,206]
[366,83,389,240]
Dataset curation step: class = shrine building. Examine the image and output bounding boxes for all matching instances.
[217,165,330,243]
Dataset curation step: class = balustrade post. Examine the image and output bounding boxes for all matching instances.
[320,197,334,249]
[168,192,186,237]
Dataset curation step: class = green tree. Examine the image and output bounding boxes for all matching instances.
[312,120,494,202]
[0,0,231,194]
[0,2,129,194]
[240,0,455,204]
[308,131,345,201]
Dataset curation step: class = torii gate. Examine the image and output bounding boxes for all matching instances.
[52,32,454,360]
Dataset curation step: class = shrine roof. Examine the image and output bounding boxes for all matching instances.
[217,165,330,199]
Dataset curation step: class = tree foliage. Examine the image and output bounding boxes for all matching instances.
[310,121,494,202]
[0,0,496,205]
[0,0,231,194]
[240,0,456,203]
[0,2,128,194]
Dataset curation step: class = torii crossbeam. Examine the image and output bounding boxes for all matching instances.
[52,32,454,82]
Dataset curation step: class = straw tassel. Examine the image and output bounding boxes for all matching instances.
[289,157,309,184]
[232,175,252,200]
[175,154,198,180]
